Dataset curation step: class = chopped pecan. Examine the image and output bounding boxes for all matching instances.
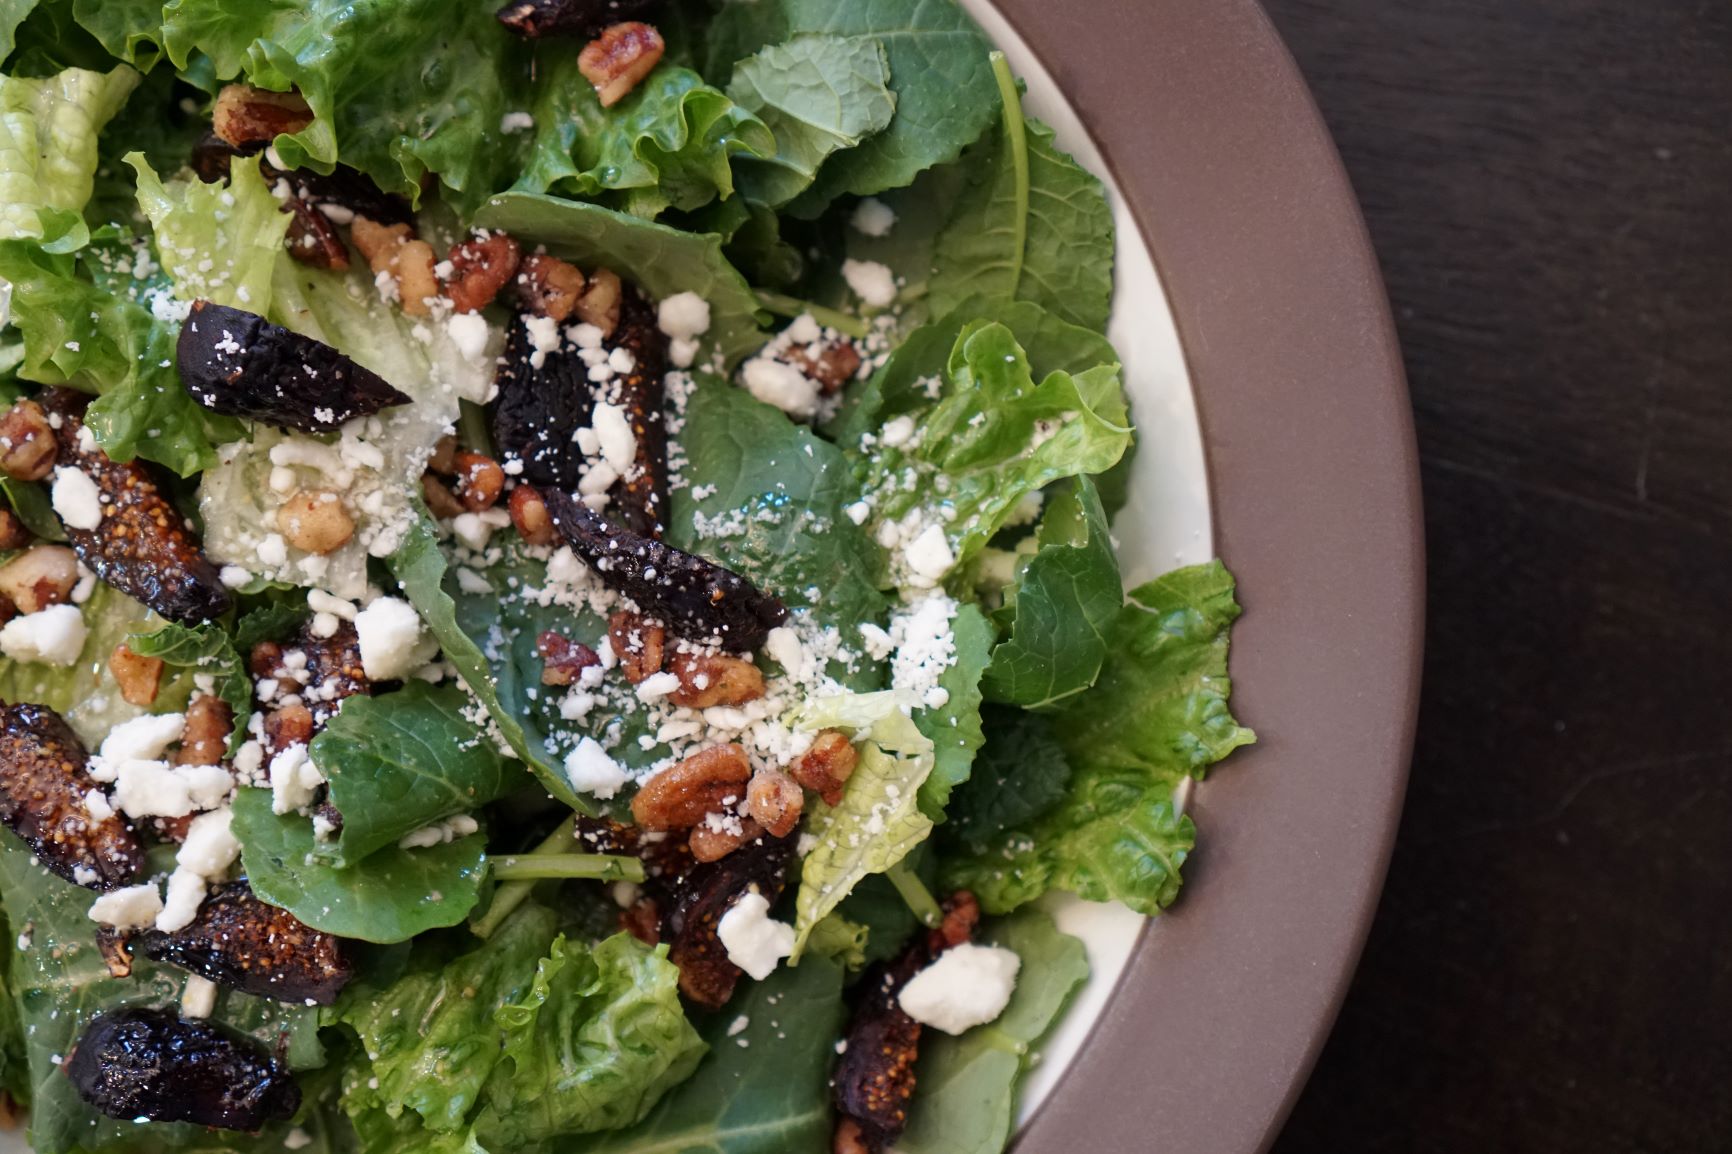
[497,0,660,39]
[0,544,78,615]
[136,881,353,1005]
[507,484,556,546]
[212,84,313,151]
[667,833,793,1007]
[744,769,803,839]
[0,399,57,481]
[284,199,350,270]
[454,451,505,512]
[790,340,865,396]
[352,218,438,315]
[174,694,234,767]
[446,232,522,314]
[0,508,30,552]
[688,816,764,863]
[790,730,859,806]
[666,650,765,709]
[37,390,228,624]
[67,1008,300,1131]
[420,473,465,520]
[263,703,313,757]
[579,22,665,107]
[276,490,354,555]
[575,266,622,334]
[109,644,165,708]
[0,703,143,889]
[630,744,751,832]
[515,253,586,322]
[428,434,459,476]
[608,611,665,683]
[536,631,600,686]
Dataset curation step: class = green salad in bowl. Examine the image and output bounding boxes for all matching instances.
[0,1,1253,1151]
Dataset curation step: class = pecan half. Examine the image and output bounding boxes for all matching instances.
[0,703,143,889]
[446,232,522,315]
[0,399,57,481]
[0,509,30,552]
[789,730,859,806]
[515,254,587,322]
[631,744,751,832]
[507,484,556,546]
[135,881,353,1005]
[579,22,666,107]
[212,84,313,151]
[174,694,234,767]
[744,769,803,839]
[688,816,764,863]
[790,340,864,396]
[666,650,765,709]
[454,451,505,512]
[608,610,665,684]
[537,631,600,686]
[109,644,165,708]
[275,490,354,555]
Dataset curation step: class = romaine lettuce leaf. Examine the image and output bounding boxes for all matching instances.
[943,562,1255,915]
[726,34,895,208]
[232,785,491,942]
[518,58,774,219]
[64,0,167,68]
[913,602,993,817]
[0,64,138,250]
[128,152,290,312]
[475,933,706,1145]
[896,910,1089,1154]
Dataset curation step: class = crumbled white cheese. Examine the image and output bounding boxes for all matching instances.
[112,760,231,819]
[889,595,959,709]
[398,813,479,849]
[308,589,358,620]
[268,744,325,814]
[219,565,253,589]
[283,1128,314,1151]
[903,524,957,587]
[842,258,898,308]
[635,671,682,702]
[857,622,894,662]
[446,312,492,364]
[843,500,872,526]
[181,974,219,1019]
[87,884,164,930]
[156,807,240,933]
[898,944,1021,1035]
[879,415,917,448]
[83,788,113,822]
[851,197,898,238]
[564,737,630,799]
[354,596,428,680]
[0,604,87,666]
[524,314,561,369]
[50,466,102,530]
[716,889,795,980]
[591,402,638,474]
[764,626,812,683]
[499,110,536,133]
[93,713,185,772]
[741,357,819,419]
[657,292,712,341]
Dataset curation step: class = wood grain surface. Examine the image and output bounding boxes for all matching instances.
[1260,2,1732,1151]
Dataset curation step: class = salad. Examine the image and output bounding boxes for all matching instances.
[0,1,1255,1152]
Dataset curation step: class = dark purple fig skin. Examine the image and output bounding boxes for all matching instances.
[831,947,928,1153]
[608,287,671,538]
[497,0,661,38]
[66,1007,300,1131]
[0,703,143,890]
[135,882,354,1006]
[665,832,793,1008]
[191,133,414,226]
[177,301,412,434]
[541,486,788,651]
[492,315,597,491]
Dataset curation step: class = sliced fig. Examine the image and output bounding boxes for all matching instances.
[491,315,596,490]
[608,286,671,538]
[665,832,792,1008]
[66,1007,300,1131]
[0,702,143,890]
[292,619,370,728]
[497,0,661,39]
[192,133,414,227]
[176,301,412,434]
[39,390,230,624]
[541,487,787,651]
[135,882,353,1005]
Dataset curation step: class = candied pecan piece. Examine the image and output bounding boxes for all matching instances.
[544,488,788,651]
[0,508,31,552]
[0,544,78,615]
[579,22,665,108]
[607,284,671,537]
[666,650,764,709]
[428,434,459,476]
[0,399,57,481]
[421,473,465,520]
[0,703,143,889]
[178,301,412,434]
[932,890,981,951]
[175,694,234,767]
[446,232,522,314]
[212,84,313,150]
[109,644,165,707]
[351,218,438,315]
[67,1008,300,1131]
[284,199,350,270]
[608,611,665,684]
[263,703,313,757]
[507,484,555,546]
[37,390,229,624]
[135,881,353,1005]
[666,832,792,1008]
[630,744,751,832]
[537,631,600,686]
[276,490,354,555]
[515,254,587,322]
[454,451,505,512]
[790,340,865,396]
[790,730,859,806]
[620,896,661,945]
[688,816,764,863]
[744,769,802,839]
[575,266,622,334]
[491,317,595,487]
[497,0,660,39]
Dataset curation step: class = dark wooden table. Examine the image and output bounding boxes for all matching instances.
[1258,3,1732,1151]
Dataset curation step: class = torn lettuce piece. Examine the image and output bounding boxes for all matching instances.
[942,707,1071,857]
[0,65,139,251]
[944,562,1255,915]
[517,58,774,219]
[790,689,935,955]
[912,603,993,818]
[124,620,253,756]
[127,152,290,313]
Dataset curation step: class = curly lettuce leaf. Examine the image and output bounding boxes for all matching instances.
[727,34,895,208]
[897,910,1089,1154]
[929,56,1114,333]
[980,477,1123,709]
[161,0,534,215]
[64,0,168,67]
[573,954,846,1153]
[128,152,290,312]
[124,619,253,756]
[310,682,529,866]
[944,563,1255,915]
[474,192,767,368]
[232,785,490,942]
[913,602,992,817]
[518,58,773,219]
[476,933,706,1145]
[942,706,1070,857]
[0,65,138,250]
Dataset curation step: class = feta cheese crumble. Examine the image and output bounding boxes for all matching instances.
[0,604,87,666]
[850,197,898,238]
[842,259,898,308]
[716,888,795,980]
[51,466,102,530]
[564,737,631,798]
[354,596,429,680]
[897,943,1021,1035]
[87,884,164,930]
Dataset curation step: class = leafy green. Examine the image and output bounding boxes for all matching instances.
[727,34,896,208]
[0,65,138,250]
[914,603,993,817]
[128,152,290,312]
[943,706,1070,856]
[573,954,847,1153]
[897,910,1089,1154]
[66,0,167,68]
[311,682,529,866]
[474,192,767,368]
[124,619,253,756]
[0,0,42,64]
[518,58,774,219]
[944,563,1255,915]
[0,830,324,1154]
[791,691,935,954]
[161,0,534,215]
[837,870,920,967]
[929,56,1114,333]
[981,477,1123,708]
[232,786,491,943]
[804,912,870,971]
[475,933,706,1145]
